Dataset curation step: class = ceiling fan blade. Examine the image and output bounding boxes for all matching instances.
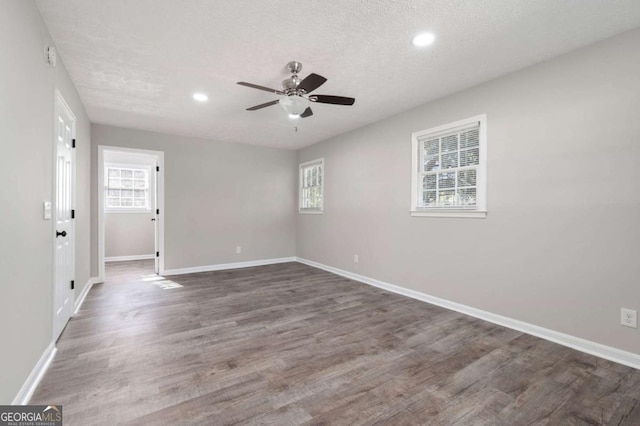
[237,82,284,95]
[310,95,355,106]
[246,100,279,111]
[298,73,327,93]
[300,107,313,118]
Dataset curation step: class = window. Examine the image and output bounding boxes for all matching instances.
[299,158,324,214]
[411,115,487,218]
[105,164,151,211]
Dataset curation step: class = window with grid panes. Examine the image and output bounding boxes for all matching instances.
[105,165,151,211]
[299,159,324,213]
[411,115,487,218]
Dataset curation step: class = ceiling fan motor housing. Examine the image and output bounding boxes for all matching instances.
[281,76,301,92]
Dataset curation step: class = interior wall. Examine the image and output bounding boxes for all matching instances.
[0,1,91,404]
[296,28,640,355]
[104,152,156,259]
[105,214,155,258]
[91,124,297,273]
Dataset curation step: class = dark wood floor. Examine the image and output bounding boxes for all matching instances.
[32,261,640,425]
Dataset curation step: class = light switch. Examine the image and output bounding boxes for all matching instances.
[43,201,52,220]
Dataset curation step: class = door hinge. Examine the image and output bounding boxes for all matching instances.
[156,166,159,172]
[71,209,75,219]
[70,280,75,290]
[156,251,159,257]
[72,139,76,148]
[156,208,159,215]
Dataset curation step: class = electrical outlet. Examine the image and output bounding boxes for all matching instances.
[236,246,241,254]
[621,308,637,328]
[353,254,358,264]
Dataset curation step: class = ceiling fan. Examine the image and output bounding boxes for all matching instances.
[237,61,355,119]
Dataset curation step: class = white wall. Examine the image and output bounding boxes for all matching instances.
[91,124,297,273]
[0,1,91,404]
[297,29,640,355]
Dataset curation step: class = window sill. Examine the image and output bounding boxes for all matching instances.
[411,210,487,219]
[299,209,324,215]
[105,209,153,214]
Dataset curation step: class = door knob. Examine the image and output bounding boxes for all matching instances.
[56,230,67,238]
[151,218,156,221]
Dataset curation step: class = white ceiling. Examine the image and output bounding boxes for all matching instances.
[36,0,640,150]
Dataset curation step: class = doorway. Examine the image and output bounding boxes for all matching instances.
[98,146,164,281]
[53,91,76,341]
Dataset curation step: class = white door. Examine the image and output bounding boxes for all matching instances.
[153,161,159,274]
[53,92,76,341]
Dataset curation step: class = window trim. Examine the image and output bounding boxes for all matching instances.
[299,158,324,214]
[410,114,487,218]
[104,162,153,213]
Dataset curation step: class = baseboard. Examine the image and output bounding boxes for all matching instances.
[74,277,99,315]
[296,257,640,370]
[105,254,155,262]
[12,342,57,405]
[163,257,297,276]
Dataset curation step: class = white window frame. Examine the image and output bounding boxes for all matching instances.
[104,163,152,213]
[299,158,324,214]
[411,114,487,218]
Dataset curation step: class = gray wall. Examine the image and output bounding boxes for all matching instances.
[297,29,640,355]
[0,1,91,404]
[91,124,297,272]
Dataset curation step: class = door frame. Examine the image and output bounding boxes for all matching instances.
[52,90,76,339]
[97,146,165,281]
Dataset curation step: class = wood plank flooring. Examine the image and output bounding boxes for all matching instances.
[31,261,640,425]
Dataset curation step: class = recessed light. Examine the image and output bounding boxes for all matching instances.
[193,93,208,102]
[412,32,435,47]
[288,113,300,119]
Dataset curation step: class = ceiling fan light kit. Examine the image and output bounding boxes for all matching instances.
[237,61,355,119]
[279,95,308,116]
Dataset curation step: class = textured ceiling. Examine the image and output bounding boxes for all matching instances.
[36,0,640,149]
